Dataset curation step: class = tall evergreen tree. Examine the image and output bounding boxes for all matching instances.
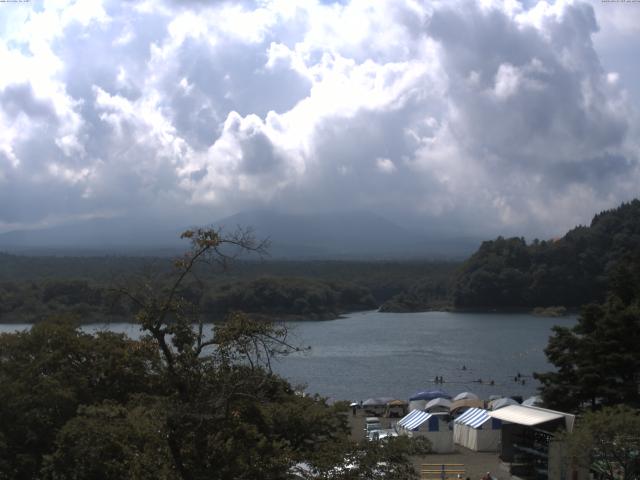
[535,252,640,411]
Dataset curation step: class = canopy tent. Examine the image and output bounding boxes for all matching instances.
[409,390,451,401]
[488,405,575,432]
[522,395,543,407]
[385,399,408,418]
[408,399,427,412]
[450,398,485,415]
[397,411,454,453]
[453,408,501,452]
[425,397,452,412]
[453,391,479,401]
[489,397,519,410]
[363,397,394,415]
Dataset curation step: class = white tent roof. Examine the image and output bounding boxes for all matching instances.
[408,399,427,412]
[522,395,543,407]
[489,397,519,410]
[454,408,490,429]
[398,410,433,430]
[488,405,563,426]
[453,391,479,401]
[425,397,452,410]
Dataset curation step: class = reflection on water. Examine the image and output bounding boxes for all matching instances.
[0,310,575,402]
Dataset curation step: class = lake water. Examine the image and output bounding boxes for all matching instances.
[0,310,575,403]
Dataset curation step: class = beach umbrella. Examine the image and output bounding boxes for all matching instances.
[489,397,519,410]
[453,391,479,401]
[409,389,451,401]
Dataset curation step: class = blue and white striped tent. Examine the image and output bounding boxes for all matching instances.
[397,409,425,429]
[397,411,454,453]
[453,408,501,452]
[398,410,434,431]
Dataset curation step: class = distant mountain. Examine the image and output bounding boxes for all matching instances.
[0,210,480,258]
[0,217,185,255]
[214,210,479,259]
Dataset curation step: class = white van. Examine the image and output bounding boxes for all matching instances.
[364,417,382,434]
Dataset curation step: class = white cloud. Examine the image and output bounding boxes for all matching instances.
[0,0,637,238]
[376,158,397,173]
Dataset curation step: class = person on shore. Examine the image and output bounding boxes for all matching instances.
[462,365,467,370]
[434,375,439,383]
[489,380,494,386]
[481,471,492,480]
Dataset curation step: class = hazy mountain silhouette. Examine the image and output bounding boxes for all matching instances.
[0,211,480,258]
[214,210,479,259]
[0,217,185,255]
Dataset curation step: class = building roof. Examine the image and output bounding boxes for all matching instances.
[487,405,564,426]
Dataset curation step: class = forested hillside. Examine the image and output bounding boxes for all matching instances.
[452,199,640,309]
[0,252,458,322]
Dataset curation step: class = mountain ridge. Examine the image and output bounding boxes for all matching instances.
[0,210,480,259]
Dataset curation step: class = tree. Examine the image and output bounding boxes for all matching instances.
[563,406,640,480]
[0,318,162,479]
[535,253,640,412]
[1,227,427,479]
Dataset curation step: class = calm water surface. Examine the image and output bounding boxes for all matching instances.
[1,310,575,402]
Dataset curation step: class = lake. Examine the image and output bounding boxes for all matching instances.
[0,310,575,402]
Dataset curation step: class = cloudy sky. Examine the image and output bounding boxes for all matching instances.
[0,0,639,239]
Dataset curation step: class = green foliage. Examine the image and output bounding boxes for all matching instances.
[41,400,175,480]
[204,277,376,319]
[0,252,459,322]
[453,199,640,309]
[0,228,424,479]
[535,252,640,412]
[562,406,640,480]
[0,319,162,479]
[379,277,451,312]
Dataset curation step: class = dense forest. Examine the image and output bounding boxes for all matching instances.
[0,252,458,323]
[452,199,640,309]
[3,199,640,319]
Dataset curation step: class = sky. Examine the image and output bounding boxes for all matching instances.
[0,0,639,240]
